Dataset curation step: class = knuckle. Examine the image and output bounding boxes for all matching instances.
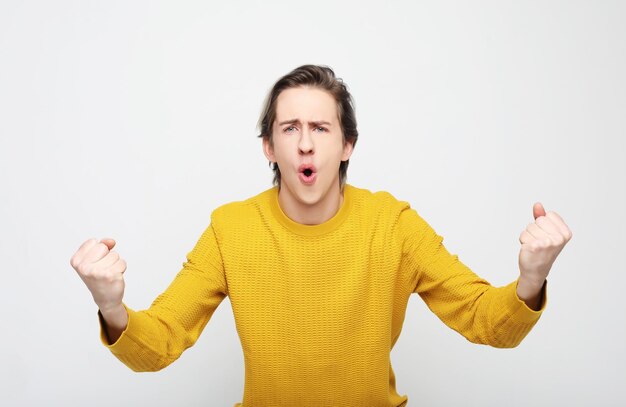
[77,263,91,276]
[546,212,559,223]
[91,243,107,256]
[92,268,107,281]
[85,238,98,248]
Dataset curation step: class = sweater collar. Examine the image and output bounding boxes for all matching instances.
[269,184,353,237]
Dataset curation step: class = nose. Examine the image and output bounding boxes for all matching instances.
[298,129,314,155]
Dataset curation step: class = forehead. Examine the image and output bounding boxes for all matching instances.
[274,87,338,123]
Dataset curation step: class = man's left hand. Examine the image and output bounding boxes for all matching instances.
[517,202,573,308]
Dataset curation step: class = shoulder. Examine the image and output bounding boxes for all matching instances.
[210,187,275,229]
[347,184,433,236]
[347,184,412,218]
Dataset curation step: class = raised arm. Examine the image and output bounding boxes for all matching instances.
[70,223,228,371]
[400,204,570,348]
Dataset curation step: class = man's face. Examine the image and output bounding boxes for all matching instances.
[263,86,353,207]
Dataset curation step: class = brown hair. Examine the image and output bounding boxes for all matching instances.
[257,64,358,188]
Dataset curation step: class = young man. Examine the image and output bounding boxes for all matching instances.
[70,65,572,406]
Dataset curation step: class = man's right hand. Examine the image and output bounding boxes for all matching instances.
[70,238,127,315]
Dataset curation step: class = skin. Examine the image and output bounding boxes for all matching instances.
[262,86,354,225]
[70,238,127,344]
[517,202,573,309]
[70,85,572,345]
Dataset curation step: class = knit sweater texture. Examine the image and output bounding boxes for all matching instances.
[99,184,545,406]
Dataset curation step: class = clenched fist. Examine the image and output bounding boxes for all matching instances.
[70,238,127,314]
[517,202,573,308]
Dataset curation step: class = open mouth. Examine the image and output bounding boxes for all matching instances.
[298,164,317,184]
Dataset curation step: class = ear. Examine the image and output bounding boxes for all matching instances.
[341,138,354,161]
[262,136,276,162]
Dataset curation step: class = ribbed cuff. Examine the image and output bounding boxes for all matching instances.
[97,304,166,371]
[501,278,547,324]
[98,303,132,349]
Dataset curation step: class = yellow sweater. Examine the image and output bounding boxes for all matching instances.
[99,184,545,406]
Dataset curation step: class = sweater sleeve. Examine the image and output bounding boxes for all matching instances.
[97,222,228,371]
[399,206,546,348]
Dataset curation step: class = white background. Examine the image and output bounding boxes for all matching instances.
[1,1,624,406]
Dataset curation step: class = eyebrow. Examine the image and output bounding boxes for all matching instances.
[277,119,332,126]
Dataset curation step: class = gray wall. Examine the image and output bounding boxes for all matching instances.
[1,1,624,405]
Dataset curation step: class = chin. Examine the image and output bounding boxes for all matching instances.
[292,186,323,206]
[298,191,324,206]
[283,178,325,206]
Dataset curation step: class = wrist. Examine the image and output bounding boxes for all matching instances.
[99,303,127,329]
[516,276,546,311]
[517,275,545,298]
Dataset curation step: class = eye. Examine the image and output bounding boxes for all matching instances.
[315,127,328,132]
[284,126,297,133]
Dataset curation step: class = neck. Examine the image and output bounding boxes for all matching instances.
[278,183,344,225]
